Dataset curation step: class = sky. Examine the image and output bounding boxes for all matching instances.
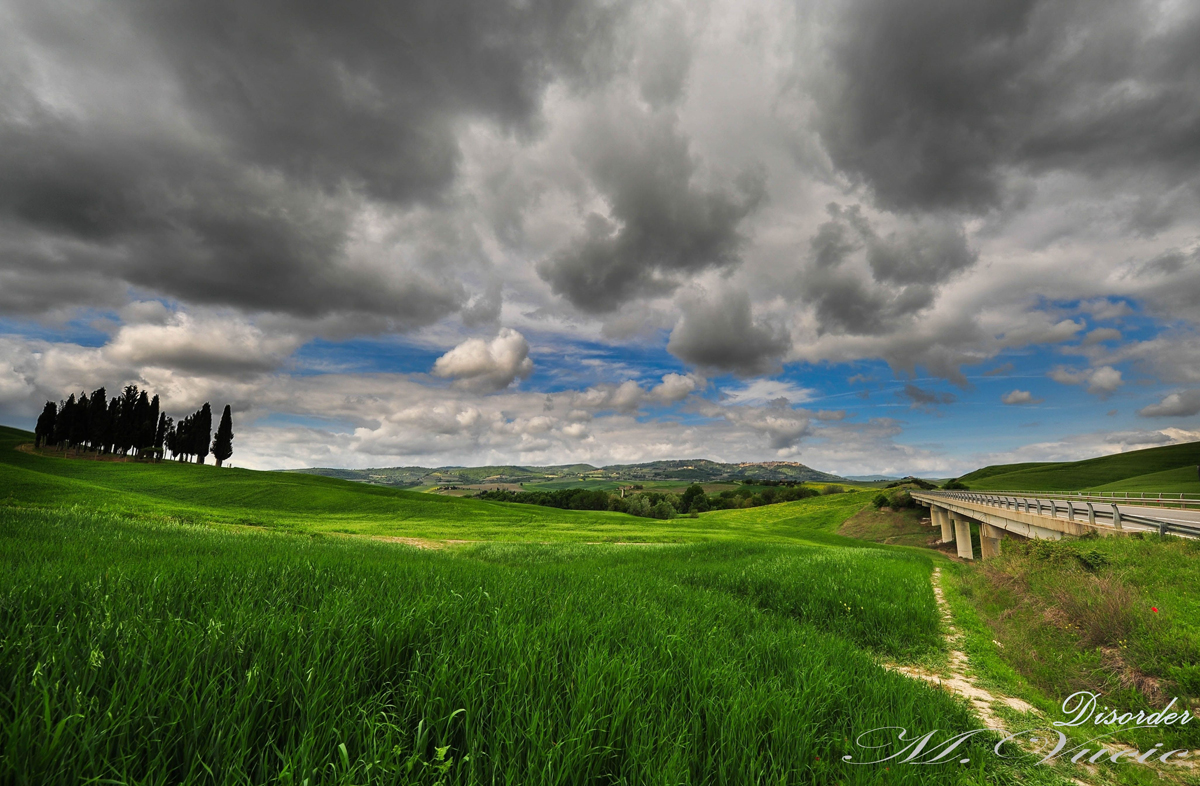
[1,0,1199,476]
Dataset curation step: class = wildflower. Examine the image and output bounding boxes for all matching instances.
[1151,607,1158,612]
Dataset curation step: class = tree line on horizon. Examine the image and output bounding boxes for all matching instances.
[33,385,235,466]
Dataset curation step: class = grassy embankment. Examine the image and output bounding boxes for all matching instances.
[938,444,1200,753]
[0,424,1071,784]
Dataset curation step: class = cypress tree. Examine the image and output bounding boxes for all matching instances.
[34,402,56,448]
[88,388,108,452]
[71,391,90,450]
[53,395,75,447]
[195,403,213,464]
[132,391,150,457]
[212,405,234,467]
[117,385,139,456]
[106,397,120,455]
[155,413,170,461]
[141,395,160,457]
[177,414,193,462]
[165,419,179,461]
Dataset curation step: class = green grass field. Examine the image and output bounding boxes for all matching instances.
[0,505,1068,785]
[0,423,1123,785]
[957,440,1200,493]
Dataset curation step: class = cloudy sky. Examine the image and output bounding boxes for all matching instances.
[2,0,1199,475]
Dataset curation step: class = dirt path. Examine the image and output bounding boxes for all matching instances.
[886,566,1034,730]
[887,567,1197,785]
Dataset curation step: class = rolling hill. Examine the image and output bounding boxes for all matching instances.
[957,439,1200,492]
[289,457,847,488]
[0,425,870,544]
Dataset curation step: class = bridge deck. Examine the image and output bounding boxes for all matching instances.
[910,490,1199,560]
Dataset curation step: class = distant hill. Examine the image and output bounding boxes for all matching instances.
[289,458,848,488]
[957,440,1200,493]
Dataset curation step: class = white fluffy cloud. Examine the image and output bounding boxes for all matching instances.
[1000,389,1041,406]
[432,328,534,393]
[106,311,303,375]
[1048,365,1123,397]
[1139,390,1200,418]
[649,372,702,403]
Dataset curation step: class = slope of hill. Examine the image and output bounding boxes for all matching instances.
[289,457,847,488]
[957,440,1200,492]
[0,425,869,544]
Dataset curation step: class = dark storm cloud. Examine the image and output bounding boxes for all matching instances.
[814,0,1200,212]
[131,0,622,203]
[793,204,976,335]
[0,0,624,322]
[537,114,766,313]
[666,289,790,376]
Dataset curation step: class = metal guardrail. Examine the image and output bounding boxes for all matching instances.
[954,489,1200,510]
[916,490,1200,538]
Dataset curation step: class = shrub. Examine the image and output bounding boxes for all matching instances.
[942,479,969,490]
[1076,549,1110,572]
[872,494,889,509]
[650,500,676,520]
[821,485,845,495]
[627,495,651,517]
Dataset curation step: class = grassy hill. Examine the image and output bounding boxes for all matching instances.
[0,425,869,545]
[957,440,1200,492]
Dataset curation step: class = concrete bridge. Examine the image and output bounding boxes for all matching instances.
[910,490,1200,560]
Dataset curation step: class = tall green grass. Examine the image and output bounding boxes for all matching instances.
[0,505,1046,785]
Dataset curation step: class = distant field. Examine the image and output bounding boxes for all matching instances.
[958,440,1200,493]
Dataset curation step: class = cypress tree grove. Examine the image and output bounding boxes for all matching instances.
[212,405,234,467]
[29,386,235,466]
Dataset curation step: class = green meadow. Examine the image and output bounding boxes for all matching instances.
[0,424,1075,785]
[0,426,872,544]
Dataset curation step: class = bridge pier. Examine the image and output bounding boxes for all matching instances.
[952,516,974,560]
[932,506,954,543]
[980,523,1003,559]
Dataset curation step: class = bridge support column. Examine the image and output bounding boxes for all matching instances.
[933,506,954,543]
[980,523,1003,559]
[953,517,974,560]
